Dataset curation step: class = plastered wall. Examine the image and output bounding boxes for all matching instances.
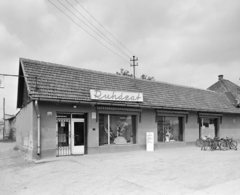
[16,101,36,157]
[220,114,240,139]
[185,112,199,142]
[16,100,240,159]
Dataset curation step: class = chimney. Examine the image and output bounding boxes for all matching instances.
[218,75,223,81]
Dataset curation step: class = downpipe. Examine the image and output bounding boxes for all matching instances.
[35,100,41,155]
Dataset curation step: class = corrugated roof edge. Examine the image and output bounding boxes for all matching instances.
[19,57,223,94]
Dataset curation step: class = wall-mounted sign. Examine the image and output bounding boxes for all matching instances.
[90,89,143,102]
[61,121,65,127]
[0,75,4,88]
[92,112,96,119]
[146,132,154,152]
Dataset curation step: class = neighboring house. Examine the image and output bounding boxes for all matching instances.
[4,114,16,140]
[16,58,240,160]
[208,75,240,107]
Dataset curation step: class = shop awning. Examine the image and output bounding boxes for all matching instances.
[198,112,223,123]
[155,109,189,123]
[95,106,142,112]
[95,106,142,122]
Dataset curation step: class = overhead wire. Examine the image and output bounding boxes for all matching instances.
[48,0,129,63]
[57,0,130,58]
[75,0,134,56]
[65,0,131,59]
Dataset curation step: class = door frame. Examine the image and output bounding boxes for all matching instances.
[71,118,85,155]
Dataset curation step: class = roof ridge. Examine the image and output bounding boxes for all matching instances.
[19,57,218,93]
[224,79,240,88]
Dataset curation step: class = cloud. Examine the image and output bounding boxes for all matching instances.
[0,0,240,118]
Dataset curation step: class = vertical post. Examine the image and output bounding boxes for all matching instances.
[108,115,110,145]
[130,56,138,79]
[3,98,5,139]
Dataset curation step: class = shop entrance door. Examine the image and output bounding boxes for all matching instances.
[71,119,85,154]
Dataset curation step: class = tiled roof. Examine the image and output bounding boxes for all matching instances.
[18,58,240,114]
[208,79,240,98]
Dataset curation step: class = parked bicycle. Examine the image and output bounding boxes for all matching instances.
[220,137,238,151]
[201,136,213,151]
[201,137,225,151]
[196,135,211,147]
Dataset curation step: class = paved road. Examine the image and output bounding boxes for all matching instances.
[0,141,240,195]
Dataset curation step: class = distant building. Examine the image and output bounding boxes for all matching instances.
[208,75,240,107]
[4,114,16,140]
[16,58,240,160]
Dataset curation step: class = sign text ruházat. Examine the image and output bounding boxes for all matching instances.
[90,89,143,102]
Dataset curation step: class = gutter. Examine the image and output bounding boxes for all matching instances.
[35,100,41,155]
[31,98,240,114]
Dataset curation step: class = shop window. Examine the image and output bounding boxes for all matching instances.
[99,114,135,145]
[200,118,217,139]
[157,116,183,142]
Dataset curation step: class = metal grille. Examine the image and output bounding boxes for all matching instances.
[56,113,71,157]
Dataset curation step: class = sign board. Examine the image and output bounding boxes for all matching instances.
[146,132,154,152]
[0,75,4,88]
[92,112,96,119]
[90,89,143,102]
[47,112,52,116]
[61,121,65,127]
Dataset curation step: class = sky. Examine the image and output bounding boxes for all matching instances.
[0,0,240,119]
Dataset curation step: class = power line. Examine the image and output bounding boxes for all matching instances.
[65,0,131,58]
[75,0,134,56]
[57,0,129,59]
[48,0,129,63]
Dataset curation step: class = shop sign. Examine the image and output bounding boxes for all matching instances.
[61,121,65,127]
[146,132,154,152]
[90,89,143,102]
[92,112,96,119]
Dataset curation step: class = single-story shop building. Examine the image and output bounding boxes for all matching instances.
[16,58,240,159]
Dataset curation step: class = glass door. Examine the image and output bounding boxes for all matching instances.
[71,119,85,154]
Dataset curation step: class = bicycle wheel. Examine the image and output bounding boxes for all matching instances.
[195,139,204,147]
[210,141,217,151]
[201,141,206,150]
[219,140,227,151]
[203,141,210,151]
[230,141,237,150]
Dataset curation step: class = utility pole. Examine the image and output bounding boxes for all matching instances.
[130,56,138,79]
[3,98,5,139]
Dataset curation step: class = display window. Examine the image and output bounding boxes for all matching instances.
[200,118,217,139]
[99,114,136,145]
[157,116,183,142]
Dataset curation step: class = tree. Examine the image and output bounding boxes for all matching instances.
[140,74,155,81]
[116,69,155,81]
[116,68,133,77]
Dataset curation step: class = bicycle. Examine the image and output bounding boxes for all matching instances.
[220,137,238,151]
[196,135,209,147]
[201,137,213,151]
[201,137,225,151]
[195,136,208,147]
[210,137,225,151]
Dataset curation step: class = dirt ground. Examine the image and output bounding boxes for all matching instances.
[1,141,240,195]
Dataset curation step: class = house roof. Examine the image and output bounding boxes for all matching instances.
[17,58,240,114]
[208,79,240,99]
